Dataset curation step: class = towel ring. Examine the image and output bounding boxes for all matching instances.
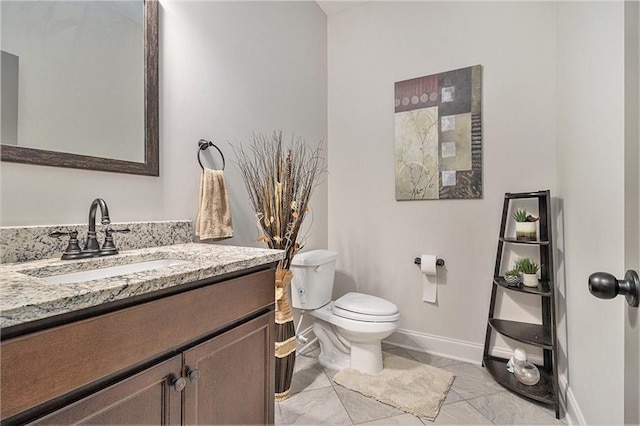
[197,139,225,170]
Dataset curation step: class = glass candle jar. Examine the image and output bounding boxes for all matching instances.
[513,348,540,386]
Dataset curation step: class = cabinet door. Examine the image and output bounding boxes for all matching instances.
[32,355,182,425]
[184,312,275,425]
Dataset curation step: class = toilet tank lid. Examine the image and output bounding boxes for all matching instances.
[291,250,337,266]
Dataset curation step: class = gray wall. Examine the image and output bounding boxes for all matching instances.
[327,2,628,423]
[556,2,625,424]
[0,1,329,253]
[624,2,640,424]
[1,51,19,145]
[327,1,557,360]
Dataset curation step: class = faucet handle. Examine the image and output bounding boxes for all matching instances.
[104,227,131,236]
[101,227,131,253]
[49,229,78,239]
[49,229,82,258]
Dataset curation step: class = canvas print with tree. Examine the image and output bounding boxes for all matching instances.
[394,65,482,200]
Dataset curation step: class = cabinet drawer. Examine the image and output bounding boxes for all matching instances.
[1,268,275,419]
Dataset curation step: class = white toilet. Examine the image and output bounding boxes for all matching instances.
[290,250,400,374]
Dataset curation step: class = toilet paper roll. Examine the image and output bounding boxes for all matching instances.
[420,254,438,303]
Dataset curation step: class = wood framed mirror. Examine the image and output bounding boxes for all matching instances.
[0,0,159,176]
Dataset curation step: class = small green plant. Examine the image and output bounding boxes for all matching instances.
[503,267,521,285]
[504,268,520,277]
[512,209,528,222]
[515,257,540,274]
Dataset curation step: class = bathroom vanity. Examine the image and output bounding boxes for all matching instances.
[0,243,283,425]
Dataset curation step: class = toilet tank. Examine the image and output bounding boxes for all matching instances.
[290,250,337,310]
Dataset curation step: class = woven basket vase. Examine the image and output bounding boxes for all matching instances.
[274,268,296,401]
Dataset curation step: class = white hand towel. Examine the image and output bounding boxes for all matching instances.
[195,169,233,240]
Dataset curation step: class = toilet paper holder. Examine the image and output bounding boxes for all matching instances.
[414,257,445,267]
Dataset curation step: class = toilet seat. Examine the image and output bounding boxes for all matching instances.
[332,292,400,322]
[311,302,399,333]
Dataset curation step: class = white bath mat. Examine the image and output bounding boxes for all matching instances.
[333,352,455,421]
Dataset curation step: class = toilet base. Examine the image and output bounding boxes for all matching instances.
[317,351,350,371]
[313,320,386,374]
[350,341,383,374]
[314,321,351,371]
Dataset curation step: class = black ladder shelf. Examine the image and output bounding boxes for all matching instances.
[482,190,562,419]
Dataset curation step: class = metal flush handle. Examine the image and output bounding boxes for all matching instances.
[588,270,640,307]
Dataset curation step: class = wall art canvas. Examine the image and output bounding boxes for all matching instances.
[394,65,482,200]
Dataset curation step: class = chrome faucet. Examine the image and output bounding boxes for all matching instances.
[85,198,111,252]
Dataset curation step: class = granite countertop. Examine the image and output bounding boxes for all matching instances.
[0,243,284,329]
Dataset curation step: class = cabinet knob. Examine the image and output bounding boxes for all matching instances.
[171,377,187,392]
[187,368,201,382]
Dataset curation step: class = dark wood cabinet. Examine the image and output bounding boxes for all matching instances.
[0,265,276,425]
[33,355,183,425]
[184,313,275,425]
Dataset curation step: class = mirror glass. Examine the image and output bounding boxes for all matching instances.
[0,0,158,176]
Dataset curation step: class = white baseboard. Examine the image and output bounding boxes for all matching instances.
[558,373,585,425]
[383,328,484,364]
[383,328,544,365]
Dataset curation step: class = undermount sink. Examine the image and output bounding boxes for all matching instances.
[41,259,191,284]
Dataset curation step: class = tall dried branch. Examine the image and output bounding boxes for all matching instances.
[233,131,326,270]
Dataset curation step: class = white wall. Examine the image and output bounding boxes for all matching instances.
[556,2,625,424]
[327,1,557,360]
[0,1,328,252]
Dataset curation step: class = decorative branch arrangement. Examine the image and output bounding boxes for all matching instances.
[234,130,326,401]
[233,130,326,269]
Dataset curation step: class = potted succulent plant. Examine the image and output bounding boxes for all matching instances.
[515,257,540,288]
[504,268,521,286]
[512,209,539,241]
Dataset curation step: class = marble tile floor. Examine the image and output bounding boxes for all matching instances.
[276,344,567,426]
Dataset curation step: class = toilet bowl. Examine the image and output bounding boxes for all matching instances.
[290,250,400,374]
